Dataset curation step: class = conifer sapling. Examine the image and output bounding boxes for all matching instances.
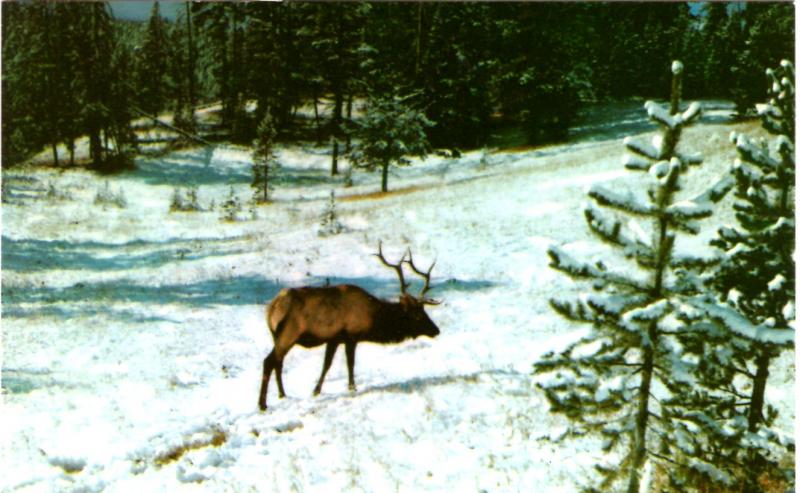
[534,61,733,493]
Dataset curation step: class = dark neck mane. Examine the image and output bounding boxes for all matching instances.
[368,301,412,343]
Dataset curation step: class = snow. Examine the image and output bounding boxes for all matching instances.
[666,199,713,220]
[624,135,661,160]
[588,184,654,215]
[768,274,786,292]
[2,103,792,492]
[692,300,794,345]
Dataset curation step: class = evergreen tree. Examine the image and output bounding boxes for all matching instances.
[308,3,369,175]
[2,3,51,165]
[137,1,171,116]
[170,4,198,133]
[534,62,732,493]
[672,60,795,492]
[319,190,344,237]
[348,93,432,193]
[243,2,302,131]
[71,2,132,169]
[730,3,794,116]
[416,3,495,149]
[220,185,242,222]
[192,3,247,140]
[700,3,737,98]
[55,3,87,166]
[492,3,583,144]
[1,3,78,166]
[251,113,278,203]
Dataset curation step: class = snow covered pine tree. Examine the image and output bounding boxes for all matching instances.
[534,61,734,493]
[675,60,795,492]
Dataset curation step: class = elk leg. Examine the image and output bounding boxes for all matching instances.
[313,342,338,396]
[345,340,357,392]
[275,359,286,398]
[258,350,277,411]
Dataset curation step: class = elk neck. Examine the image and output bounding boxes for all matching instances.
[367,299,418,343]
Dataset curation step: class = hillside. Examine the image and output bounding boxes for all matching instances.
[1,102,793,492]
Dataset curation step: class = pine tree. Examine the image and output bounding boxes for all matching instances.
[1,3,77,166]
[700,3,737,99]
[251,113,278,203]
[2,3,50,165]
[319,190,344,237]
[534,62,733,492]
[220,186,242,222]
[730,3,794,117]
[348,93,432,193]
[192,3,247,140]
[170,5,197,134]
[416,3,495,149]
[137,2,171,116]
[672,60,795,492]
[308,3,369,175]
[492,3,584,144]
[71,2,132,169]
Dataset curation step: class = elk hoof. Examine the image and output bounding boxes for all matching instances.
[348,384,357,393]
[312,388,321,396]
[279,392,286,399]
[258,402,267,412]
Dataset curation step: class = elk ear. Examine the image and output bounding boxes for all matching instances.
[400,294,425,309]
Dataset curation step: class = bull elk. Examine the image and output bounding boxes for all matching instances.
[257,242,441,411]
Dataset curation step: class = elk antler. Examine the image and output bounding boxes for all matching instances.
[375,241,408,295]
[405,250,440,305]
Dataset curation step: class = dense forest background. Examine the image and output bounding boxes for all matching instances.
[1,1,794,169]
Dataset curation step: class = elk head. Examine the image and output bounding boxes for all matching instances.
[375,241,441,338]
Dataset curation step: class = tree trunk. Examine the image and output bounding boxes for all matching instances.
[89,129,103,168]
[627,334,655,493]
[313,88,322,144]
[345,94,353,153]
[185,2,196,115]
[51,142,59,167]
[68,138,75,166]
[415,3,422,77]
[263,164,269,203]
[330,9,344,175]
[748,349,770,432]
[331,137,339,176]
[330,87,343,175]
[742,348,771,493]
[229,5,244,140]
[381,162,389,192]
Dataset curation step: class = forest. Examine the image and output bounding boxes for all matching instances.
[1,2,796,493]
[2,2,794,169]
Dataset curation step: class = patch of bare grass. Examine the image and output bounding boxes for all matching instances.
[153,427,228,468]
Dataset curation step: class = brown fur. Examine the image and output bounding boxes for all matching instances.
[258,284,439,411]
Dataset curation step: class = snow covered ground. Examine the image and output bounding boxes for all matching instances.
[1,102,794,492]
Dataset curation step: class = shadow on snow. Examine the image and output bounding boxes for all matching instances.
[2,274,284,312]
[127,152,335,189]
[304,276,498,301]
[2,275,496,321]
[1,235,248,273]
[568,99,735,143]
